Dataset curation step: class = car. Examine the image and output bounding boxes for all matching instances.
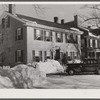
[66,58,100,75]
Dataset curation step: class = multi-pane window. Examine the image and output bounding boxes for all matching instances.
[56,32,63,42]
[34,29,43,40]
[2,17,10,28]
[95,40,98,48]
[15,50,23,62]
[67,34,72,43]
[44,31,52,41]
[32,50,40,62]
[16,28,23,40]
[46,51,50,59]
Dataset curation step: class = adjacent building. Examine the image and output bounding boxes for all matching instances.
[0,5,82,66]
[64,15,100,59]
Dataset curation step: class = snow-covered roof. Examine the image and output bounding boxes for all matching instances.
[70,27,83,34]
[88,32,99,38]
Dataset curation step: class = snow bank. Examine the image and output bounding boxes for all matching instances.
[0,64,47,89]
[36,60,64,74]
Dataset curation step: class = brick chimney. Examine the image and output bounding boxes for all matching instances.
[74,15,78,27]
[9,4,16,15]
[61,19,64,24]
[54,17,58,23]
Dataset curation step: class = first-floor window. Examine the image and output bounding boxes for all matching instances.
[32,50,40,62]
[15,50,23,62]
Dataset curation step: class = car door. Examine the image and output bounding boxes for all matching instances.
[91,60,98,72]
[82,59,94,72]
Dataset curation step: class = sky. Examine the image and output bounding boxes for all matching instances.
[0,4,91,23]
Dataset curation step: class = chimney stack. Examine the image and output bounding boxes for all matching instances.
[74,15,78,27]
[54,17,58,23]
[9,4,16,15]
[61,19,64,24]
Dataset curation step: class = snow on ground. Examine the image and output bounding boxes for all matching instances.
[0,59,64,89]
[39,74,100,89]
[0,64,47,89]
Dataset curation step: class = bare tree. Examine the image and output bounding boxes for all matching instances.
[79,4,100,28]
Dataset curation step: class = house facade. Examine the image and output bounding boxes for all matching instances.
[0,5,82,66]
[64,15,100,59]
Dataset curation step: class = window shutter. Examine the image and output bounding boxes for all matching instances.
[76,35,78,43]
[8,17,10,27]
[41,30,43,40]
[7,17,10,28]
[34,29,36,40]
[44,31,46,41]
[15,29,17,40]
[15,50,17,62]
[39,51,42,61]
[2,18,5,28]
[32,50,35,61]
[50,50,53,59]
[50,31,52,41]
[56,32,57,42]
[21,50,24,62]
[44,51,47,61]
[21,28,23,40]
[61,33,63,42]
[65,34,67,43]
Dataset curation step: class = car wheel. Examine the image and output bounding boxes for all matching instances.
[97,69,100,75]
[68,70,74,75]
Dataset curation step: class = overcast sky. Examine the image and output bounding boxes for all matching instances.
[0,4,91,23]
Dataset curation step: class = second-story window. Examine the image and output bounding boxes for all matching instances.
[67,34,71,43]
[34,29,43,40]
[6,16,10,28]
[16,28,23,40]
[56,32,63,42]
[44,31,52,41]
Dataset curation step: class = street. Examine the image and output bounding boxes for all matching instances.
[36,74,100,89]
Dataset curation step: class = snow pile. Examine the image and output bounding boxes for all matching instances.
[0,64,46,89]
[36,59,64,74]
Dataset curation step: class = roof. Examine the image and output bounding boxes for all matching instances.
[16,14,71,30]
[90,28,100,36]
[64,21,75,28]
